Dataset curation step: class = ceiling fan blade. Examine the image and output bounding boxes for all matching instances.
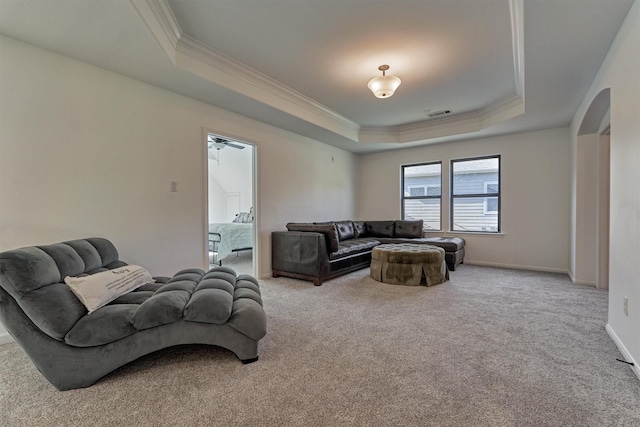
[207,135,244,149]
[225,142,245,149]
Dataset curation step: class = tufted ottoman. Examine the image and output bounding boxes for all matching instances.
[370,243,449,286]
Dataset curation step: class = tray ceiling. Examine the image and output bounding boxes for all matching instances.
[0,0,634,153]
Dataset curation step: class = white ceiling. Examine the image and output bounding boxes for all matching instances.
[0,0,634,153]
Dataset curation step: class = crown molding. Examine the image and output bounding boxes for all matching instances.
[510,0,525,96]
[131,0,525,147]
[130,0,180,62]
[359,92,524,144]
[130,0,360,142]
[174,34,361,141]
[360,112,480,144]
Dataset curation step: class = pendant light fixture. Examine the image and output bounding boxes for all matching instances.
[367,64,401,98]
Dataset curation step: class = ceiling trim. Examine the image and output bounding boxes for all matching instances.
[130,0,360,141]
[131,0,525,146]
[360,93,524,144]
[510,0,525,96]
[131,0,180,62]
[174,34,361,141]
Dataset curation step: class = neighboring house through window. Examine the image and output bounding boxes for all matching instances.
[408,185,441,197]
[451,155,500,232]
[401,162,442,231]
[484,181,499,214]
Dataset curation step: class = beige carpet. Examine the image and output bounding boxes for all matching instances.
[1,265,638,426]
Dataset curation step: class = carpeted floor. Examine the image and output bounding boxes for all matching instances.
[1,265,638,426]
[210,250,253,276]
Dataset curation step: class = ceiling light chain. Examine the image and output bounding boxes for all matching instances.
[367,64,401,98]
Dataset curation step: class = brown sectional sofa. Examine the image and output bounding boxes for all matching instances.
[272,220,465,286]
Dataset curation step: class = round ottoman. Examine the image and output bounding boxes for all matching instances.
[370,243,449,286]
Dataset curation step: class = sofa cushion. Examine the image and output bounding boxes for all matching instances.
[132,289,192,330]
[39,243,86,278]
[334,220,356,241]
[65,304,138,347]
[364,221,395,237]
[329,238,380,260]
[17,283,88,340]
[286,222,340,252]
[228,275,267,341]
[184,269,236,324]
[420,237,466,252]
[63,240,105,272]
[378,237,465,252]
[394,220,424,238]
[0,247,62,294]
[353,221,366,237]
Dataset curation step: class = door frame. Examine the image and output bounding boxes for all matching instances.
[596,123,610,290]
[202,128,258,276]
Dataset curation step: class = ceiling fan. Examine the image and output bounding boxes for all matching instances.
[208,136,245,165]
[208,136,245,150]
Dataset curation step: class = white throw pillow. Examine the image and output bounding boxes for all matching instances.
[65,265,154,314]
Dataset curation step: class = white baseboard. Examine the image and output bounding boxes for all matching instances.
[606,324,640,381]
[463,260,569,275]
[0,331,14,345]
[573,279,597,286]
[566,270,597,286]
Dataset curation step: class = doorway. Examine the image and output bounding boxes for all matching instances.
[206,133,256,276]
[576,88,610,290]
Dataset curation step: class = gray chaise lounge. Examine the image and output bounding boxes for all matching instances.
[0,237,267,390]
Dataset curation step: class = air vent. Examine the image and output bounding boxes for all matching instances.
[428,110,451,118]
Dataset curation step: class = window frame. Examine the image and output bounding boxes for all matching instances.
[401,161,442,231]
[483,181,499,214]
[450,155,501,233]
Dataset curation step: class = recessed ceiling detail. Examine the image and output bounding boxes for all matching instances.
[0,0,632,153]
[131,0,525,146]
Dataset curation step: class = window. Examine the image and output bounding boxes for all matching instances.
[401,162,441,231]
[451,156,500,232]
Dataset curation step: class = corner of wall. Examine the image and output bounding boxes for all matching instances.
[0,331,14,346]
[606,324,640,381]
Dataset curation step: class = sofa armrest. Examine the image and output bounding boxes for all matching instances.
[272,231,330,278]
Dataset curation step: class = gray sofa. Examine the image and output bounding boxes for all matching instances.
[0,237,267,390]
[272,220,465,286]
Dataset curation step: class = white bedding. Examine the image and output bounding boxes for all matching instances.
[209,222,253,261]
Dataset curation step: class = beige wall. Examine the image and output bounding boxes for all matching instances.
[571,0,640,377]
[573,133,599,285]
[0,35,358,281]
[358,128,571,273]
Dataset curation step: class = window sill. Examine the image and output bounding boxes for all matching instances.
[423,231,505,238]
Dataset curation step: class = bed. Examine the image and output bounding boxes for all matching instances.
[209,222,253,262]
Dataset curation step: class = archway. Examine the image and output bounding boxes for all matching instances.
[576,88,610,290]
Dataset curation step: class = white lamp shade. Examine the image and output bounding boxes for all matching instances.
[367,74,401,98]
